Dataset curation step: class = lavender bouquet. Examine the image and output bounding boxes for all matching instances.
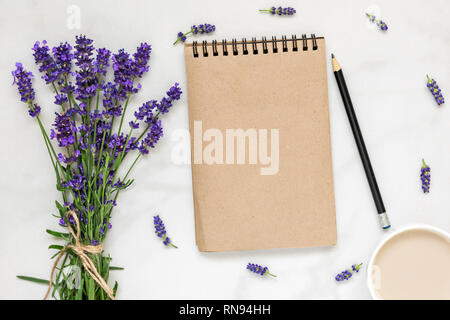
[12,35,182,299]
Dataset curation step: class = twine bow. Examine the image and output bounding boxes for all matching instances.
[44,210,115,300]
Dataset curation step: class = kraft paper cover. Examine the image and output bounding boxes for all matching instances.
[184,37,336,252]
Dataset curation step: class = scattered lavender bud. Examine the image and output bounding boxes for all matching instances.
[260,6,296,15]
[366,13,388,31]
[153,215,177,248]
[246,263,276,277]
[335,263,363,282]
[426,75,445,106]
[173,24,216,45]
[421,159,431,193]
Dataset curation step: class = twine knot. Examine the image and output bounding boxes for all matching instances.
[44,210,115,300]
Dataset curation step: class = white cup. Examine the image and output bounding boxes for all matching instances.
[367,224,450,300]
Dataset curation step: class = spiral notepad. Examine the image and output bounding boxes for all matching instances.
[184,34,337,252]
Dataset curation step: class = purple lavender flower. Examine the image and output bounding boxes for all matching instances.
[192,24,216,34]
[157,83,182,114]
[366,13,388,31]
[260,7,296,16]
[132,42,151,78]
[129,121,139,129]
[12,62,35,103]
[28,104,41,117]
[143,120,163,147]
[67,174,85,191]
[52,42,73,76]
[176,32,187,43]
[134,100,157,123]
[59,215,75,226]
[74,35,97,100]
[50,111,77,147]
[335,263,363,282]
[421,159,431,193]
[54,93,68,106]
[57,149,80,164]
[112,49,138,99]
[426,75,445,105]
[102,82,122,117]
[94,48,111,76]
[153,215,177,248]
[74,35,94,67]
[107,133,137,158]
[173,24,216,45]
[32,40,58,84]
[246,263,276,277]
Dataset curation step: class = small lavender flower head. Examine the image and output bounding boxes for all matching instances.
[52,42,73,76]
[421,159,431,193]
[177,32,187,43]
[132,42,152,78]
[74,35,97,100]
[335,263,363,282]
[32,40,58,84]
[261,7,296,16]
[192,24,216,34]
[366,13,388,31]
[173,24,216,45]
[12,62,35,103]
[28,104,41,117]
[377,20,388,31]
[153,215,177,248]
[426,75,445,105]
[94,48,111,76]
[246,263,276,277]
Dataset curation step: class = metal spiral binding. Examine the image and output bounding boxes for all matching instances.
[311,34,318,50]
[192,34,321,57]
[302,34,308,51]
[232,39,238,56]
[262,36,268,54]
[242,38,248,55]
[252,37,258,54]
[282,36,288,52]
[222,39,228,56]
[202,41,208,57]
[212,40,218,56]
[292,35,298,52]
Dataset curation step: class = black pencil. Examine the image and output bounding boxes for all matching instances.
[331,53,391,230]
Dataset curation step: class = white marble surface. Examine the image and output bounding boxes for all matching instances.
[0,0,449,300]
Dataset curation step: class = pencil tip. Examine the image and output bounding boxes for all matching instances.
[331,53,335,59]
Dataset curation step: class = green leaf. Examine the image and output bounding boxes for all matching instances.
[86,275,95,300]
[113,281,118,297]
[48,244,64,250]
[17,275,49,285]
[46,229,70,239]
[76,277,84,300]
[55,200,67,215]
[109,266,124,271]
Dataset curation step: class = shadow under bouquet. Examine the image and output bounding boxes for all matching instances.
[12,35,182,299]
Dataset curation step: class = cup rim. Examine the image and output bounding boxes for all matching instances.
[367,224,450,300]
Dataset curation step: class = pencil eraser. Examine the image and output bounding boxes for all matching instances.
[378,213,391,230]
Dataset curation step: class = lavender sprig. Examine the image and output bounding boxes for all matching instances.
[246,263,276,277]
[421,159,431,193]
[366,13,388,31]
[153,215,177,248]
[173,23,216,45]
[259,6,296,16]
[426,75,445,106]
[335,263,363,282]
